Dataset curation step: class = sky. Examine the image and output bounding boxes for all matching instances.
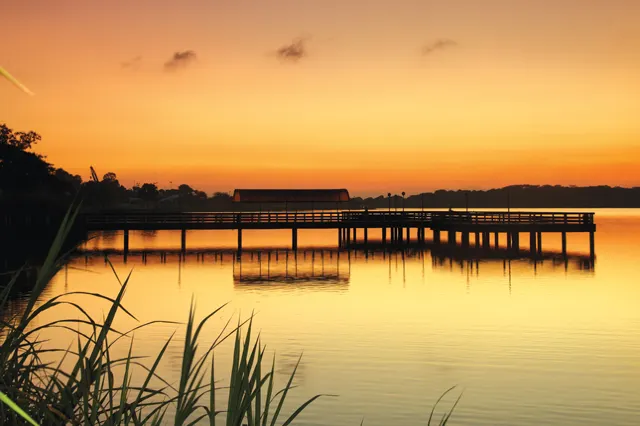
[2,0,639,196]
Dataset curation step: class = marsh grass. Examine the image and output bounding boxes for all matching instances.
[0,203,461,425]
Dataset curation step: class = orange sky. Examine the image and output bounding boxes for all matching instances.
[2,0,639,195]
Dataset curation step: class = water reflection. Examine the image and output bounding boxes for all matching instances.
[8,214,640,426]
[233,250,349,289]
[73,239,594,287]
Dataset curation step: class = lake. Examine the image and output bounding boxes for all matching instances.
[21,209,640,425]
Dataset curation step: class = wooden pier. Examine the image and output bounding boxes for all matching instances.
[83,210,596,258]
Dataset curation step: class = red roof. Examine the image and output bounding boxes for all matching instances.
[232,189,350,203]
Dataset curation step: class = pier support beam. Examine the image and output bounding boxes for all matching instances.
[448,230,455,245]
[589,231,595,259]
[512,233,520,252]
[382,228,387,244]
[123,229,129,263]
[292,228,298,251]
[529,232,536,253]
[364,228,368,245]
[433,230,441,244]
[475,232,480,248]
[461,232,470,247]
[237,229,243,252]
[353,228,357,243]
[483,232,490,249]
[406,228,410,243]
[123,229,129,254]
[494,232,499,248]
[181,229,187,253]
[561,232,567,256]
[537,232,542,255]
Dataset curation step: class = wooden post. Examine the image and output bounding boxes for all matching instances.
[364,228,368,245]
[123,229,130,254]
[406,228,410,243]
[433,229,441,244]
[561,232,567,256]
[123,229,129,263]
[475,232,480,248]
[382,227,387,244]
[529,231,536,253]
[353,228,357,243]
[589,231,595,259]
[237,229,243,251]
[483,232,490,249]
[181,229,187,253]
[512,233,520,252]
[461,232,469,247]
[292,228,298,251]
[537,232,542,255]
[448,230,455,245]
[338,228,342,248]
[494,232,499,248]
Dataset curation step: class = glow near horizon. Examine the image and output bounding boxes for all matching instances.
[1,0,639,194]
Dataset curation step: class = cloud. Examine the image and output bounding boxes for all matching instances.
[276,38,308,62]
[164,50,197,71]
[121,56,142,69]
[422,39,458,56]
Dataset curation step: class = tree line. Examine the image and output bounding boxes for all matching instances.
[0,123,233,211]
[2,123,640,211]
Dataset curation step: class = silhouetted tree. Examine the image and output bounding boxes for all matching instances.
[0,124,42,151]
[54,168,82,192]
[0,123,79,210]
[213,192,232,200]
[102,172,118,183]
[178,184,194,196]
[138,183,159,202]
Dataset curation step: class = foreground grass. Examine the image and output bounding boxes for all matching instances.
[0,204,460,425]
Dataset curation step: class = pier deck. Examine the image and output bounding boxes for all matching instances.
[82,210,596,257]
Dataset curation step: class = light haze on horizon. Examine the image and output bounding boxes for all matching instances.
[2,0,639,195]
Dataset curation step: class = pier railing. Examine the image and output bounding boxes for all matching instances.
[84,211,594,227]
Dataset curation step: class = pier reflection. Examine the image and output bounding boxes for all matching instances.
[232,250,349,288]
[73,239,594,286]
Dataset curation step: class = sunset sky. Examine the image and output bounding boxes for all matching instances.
[2,0,639,195]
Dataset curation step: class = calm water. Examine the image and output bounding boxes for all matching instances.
[26,209,640,425]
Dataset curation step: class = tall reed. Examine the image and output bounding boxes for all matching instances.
[0,203,460,425]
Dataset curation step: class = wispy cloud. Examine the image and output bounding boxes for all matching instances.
[276,38,308,62]
[422,39,458,56]
[121,56,142,69]
[164,50,197,71]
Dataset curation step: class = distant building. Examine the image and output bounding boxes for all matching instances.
[232,189,350,203]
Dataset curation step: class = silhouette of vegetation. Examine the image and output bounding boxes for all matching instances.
[356,186,640,209]
[0,205,461,425]
[0,124,80,206]
[3,122,640,214]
